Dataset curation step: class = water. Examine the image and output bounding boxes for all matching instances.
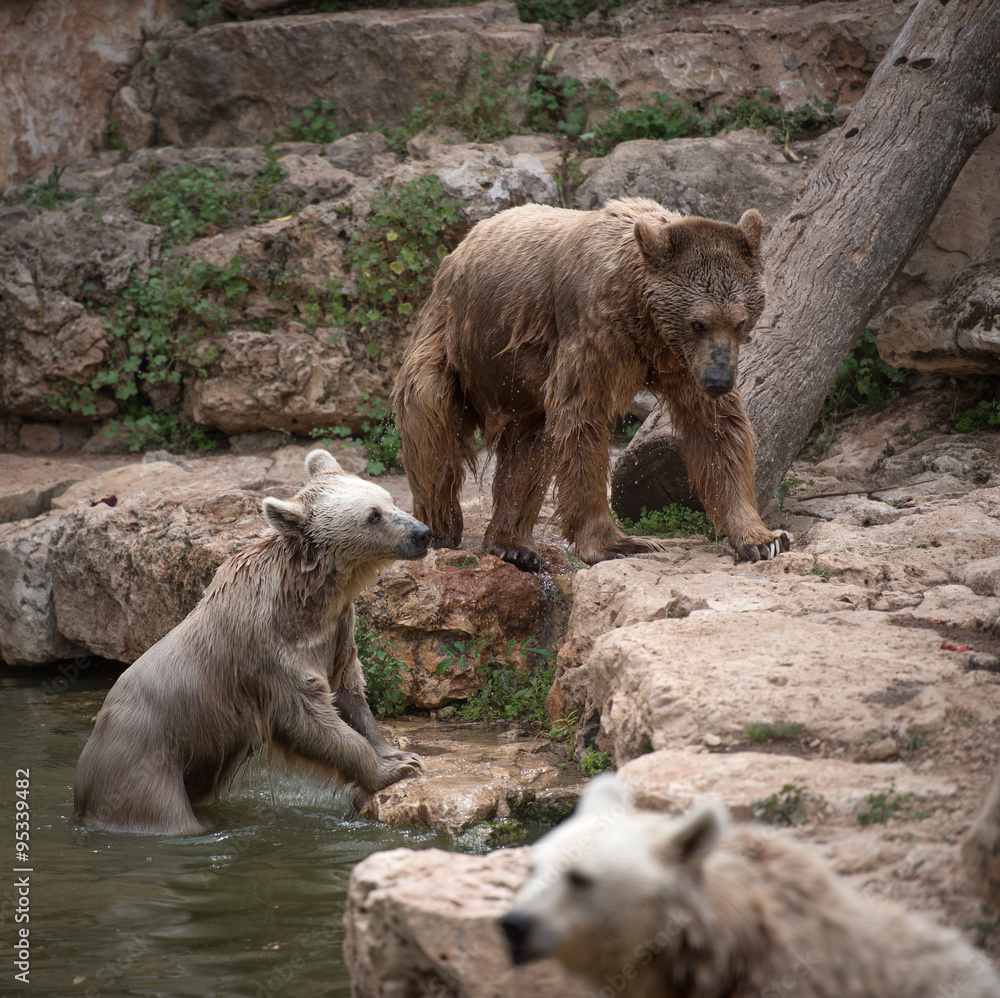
[0,664,460,998]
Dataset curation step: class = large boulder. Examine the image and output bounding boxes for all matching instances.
[344,847,580,998]
[556,0,915,115]
[0,2,179,188]
[152,2,544,146]
[878,260,1000,377]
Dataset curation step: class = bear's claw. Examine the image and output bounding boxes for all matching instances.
[734,530,791,563]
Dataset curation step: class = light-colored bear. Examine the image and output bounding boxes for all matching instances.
[74,450,429,835]
[501,775,1000,998]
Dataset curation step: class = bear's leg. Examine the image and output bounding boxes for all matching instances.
[484,413,553,572]
[672,388,790,562]
[550,412,654,565]
[273,675,421,797]
[393,306,477,548]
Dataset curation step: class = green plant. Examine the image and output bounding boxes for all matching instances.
[45,257,246,433]
[751,784,808,826]
[129,152,298,246]
[808,567,830,578]
[580,747,612,775]
[440,637,557,727]
[950,385,1000,433]
[714,87,839,145]
[285,98,343,145]
[105,409,217,454]
[183,0,226,24]
[523,59,614,138]
[745,721,805,743]
[310,394,402,475]
[329,175,460,337]
[11,165,87,211]
[856,783,916,826]
[809,329,909,453]
[355,614,409,718]
[589,93,712,154]
[615,504,715,539]
[775,472,801,509]
[514,0,638,25]
[967,902,1000,936]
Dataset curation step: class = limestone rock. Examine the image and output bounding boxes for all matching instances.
[344,847,580,998]
[152,2,544,146]
[557,1,914,115]
[576,130,830,223]
[878,260,1000,377]
[356,548,569,709]
[0,1,178,188]
[619,749,955,821]
[587,609,992,765]
[0,457,95,522]
[0,511,86,665]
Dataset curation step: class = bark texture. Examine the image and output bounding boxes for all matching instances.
[612,0,1000,520]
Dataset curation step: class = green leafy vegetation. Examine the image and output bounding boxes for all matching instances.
[615,504,715,539]
[775,472,801,510]
[948,379,1000,433]
[579,747,612,775]
[437,637,557,727]
[856,783,917,826]
[809,329,909,454]
[355,614,409,718]
[745,721,805,743]
[751,784,809,826]
[328,175,460,334]
[285,97,342,145]
[128,152,299,246]
[589,93,712,153]
[44,257,247,451]
[310,394,402,476]
[713,87,838,144]
[11,165,88,211]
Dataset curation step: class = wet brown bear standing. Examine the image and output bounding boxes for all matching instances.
[74,450,429,835]
[392,197,789,571]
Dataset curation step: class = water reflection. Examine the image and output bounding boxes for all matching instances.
[0,663,455,998]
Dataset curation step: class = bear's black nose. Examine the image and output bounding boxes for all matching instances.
[703,362,735,397]
[411,522,432,553]
[499,911,534,965]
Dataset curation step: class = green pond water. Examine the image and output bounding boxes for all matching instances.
[0,661,516,998]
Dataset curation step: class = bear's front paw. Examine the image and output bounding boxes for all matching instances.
[379,748,425,772]
[486,541,542,573]
[732,529,791,563]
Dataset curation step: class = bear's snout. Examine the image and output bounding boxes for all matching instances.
[499,910,535,965]
[702,359,735,397]
[410,522,432,554]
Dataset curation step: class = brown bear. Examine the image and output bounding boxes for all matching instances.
[502,775,1000,998]
[392,197,789,571]
[73,450,429,836]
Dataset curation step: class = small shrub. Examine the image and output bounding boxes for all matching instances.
[615,504,714,539]
[129,152,298,246]
[714,87,838,144]
[809,329,909,454]
[751,784,808,826]
[310,394,402,476]
[745,721,805,743]
[949,380,1000,433]
[589,93,712,154]
[856,783,915,826]
[285,97,342,145]
[11,165,87,211]
[329,175,460,337]
[580,747,612,775]
[105,409,217,454]
[355,614,409,718]
[440,637,557,727]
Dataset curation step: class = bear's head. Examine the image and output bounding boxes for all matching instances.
[261,449,432,575]
[633,209,765,398]
[500,774,728,978]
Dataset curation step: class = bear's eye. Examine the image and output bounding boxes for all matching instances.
[690,320,706,334]
[368,510,382,525]
[734,320,746,334]
[567,870,593,890]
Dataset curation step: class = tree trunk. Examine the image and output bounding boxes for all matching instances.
[612,0,1000,521]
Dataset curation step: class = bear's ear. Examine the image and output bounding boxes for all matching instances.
[306,448,344,479]
[655,800,728,868]
[634,218,686,269]
[306,447,344,478]
[576,773,634,818]
[262,496,307,535]
[737,209,764,252]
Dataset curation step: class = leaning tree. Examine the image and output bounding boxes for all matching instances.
[612,0,1000,520]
